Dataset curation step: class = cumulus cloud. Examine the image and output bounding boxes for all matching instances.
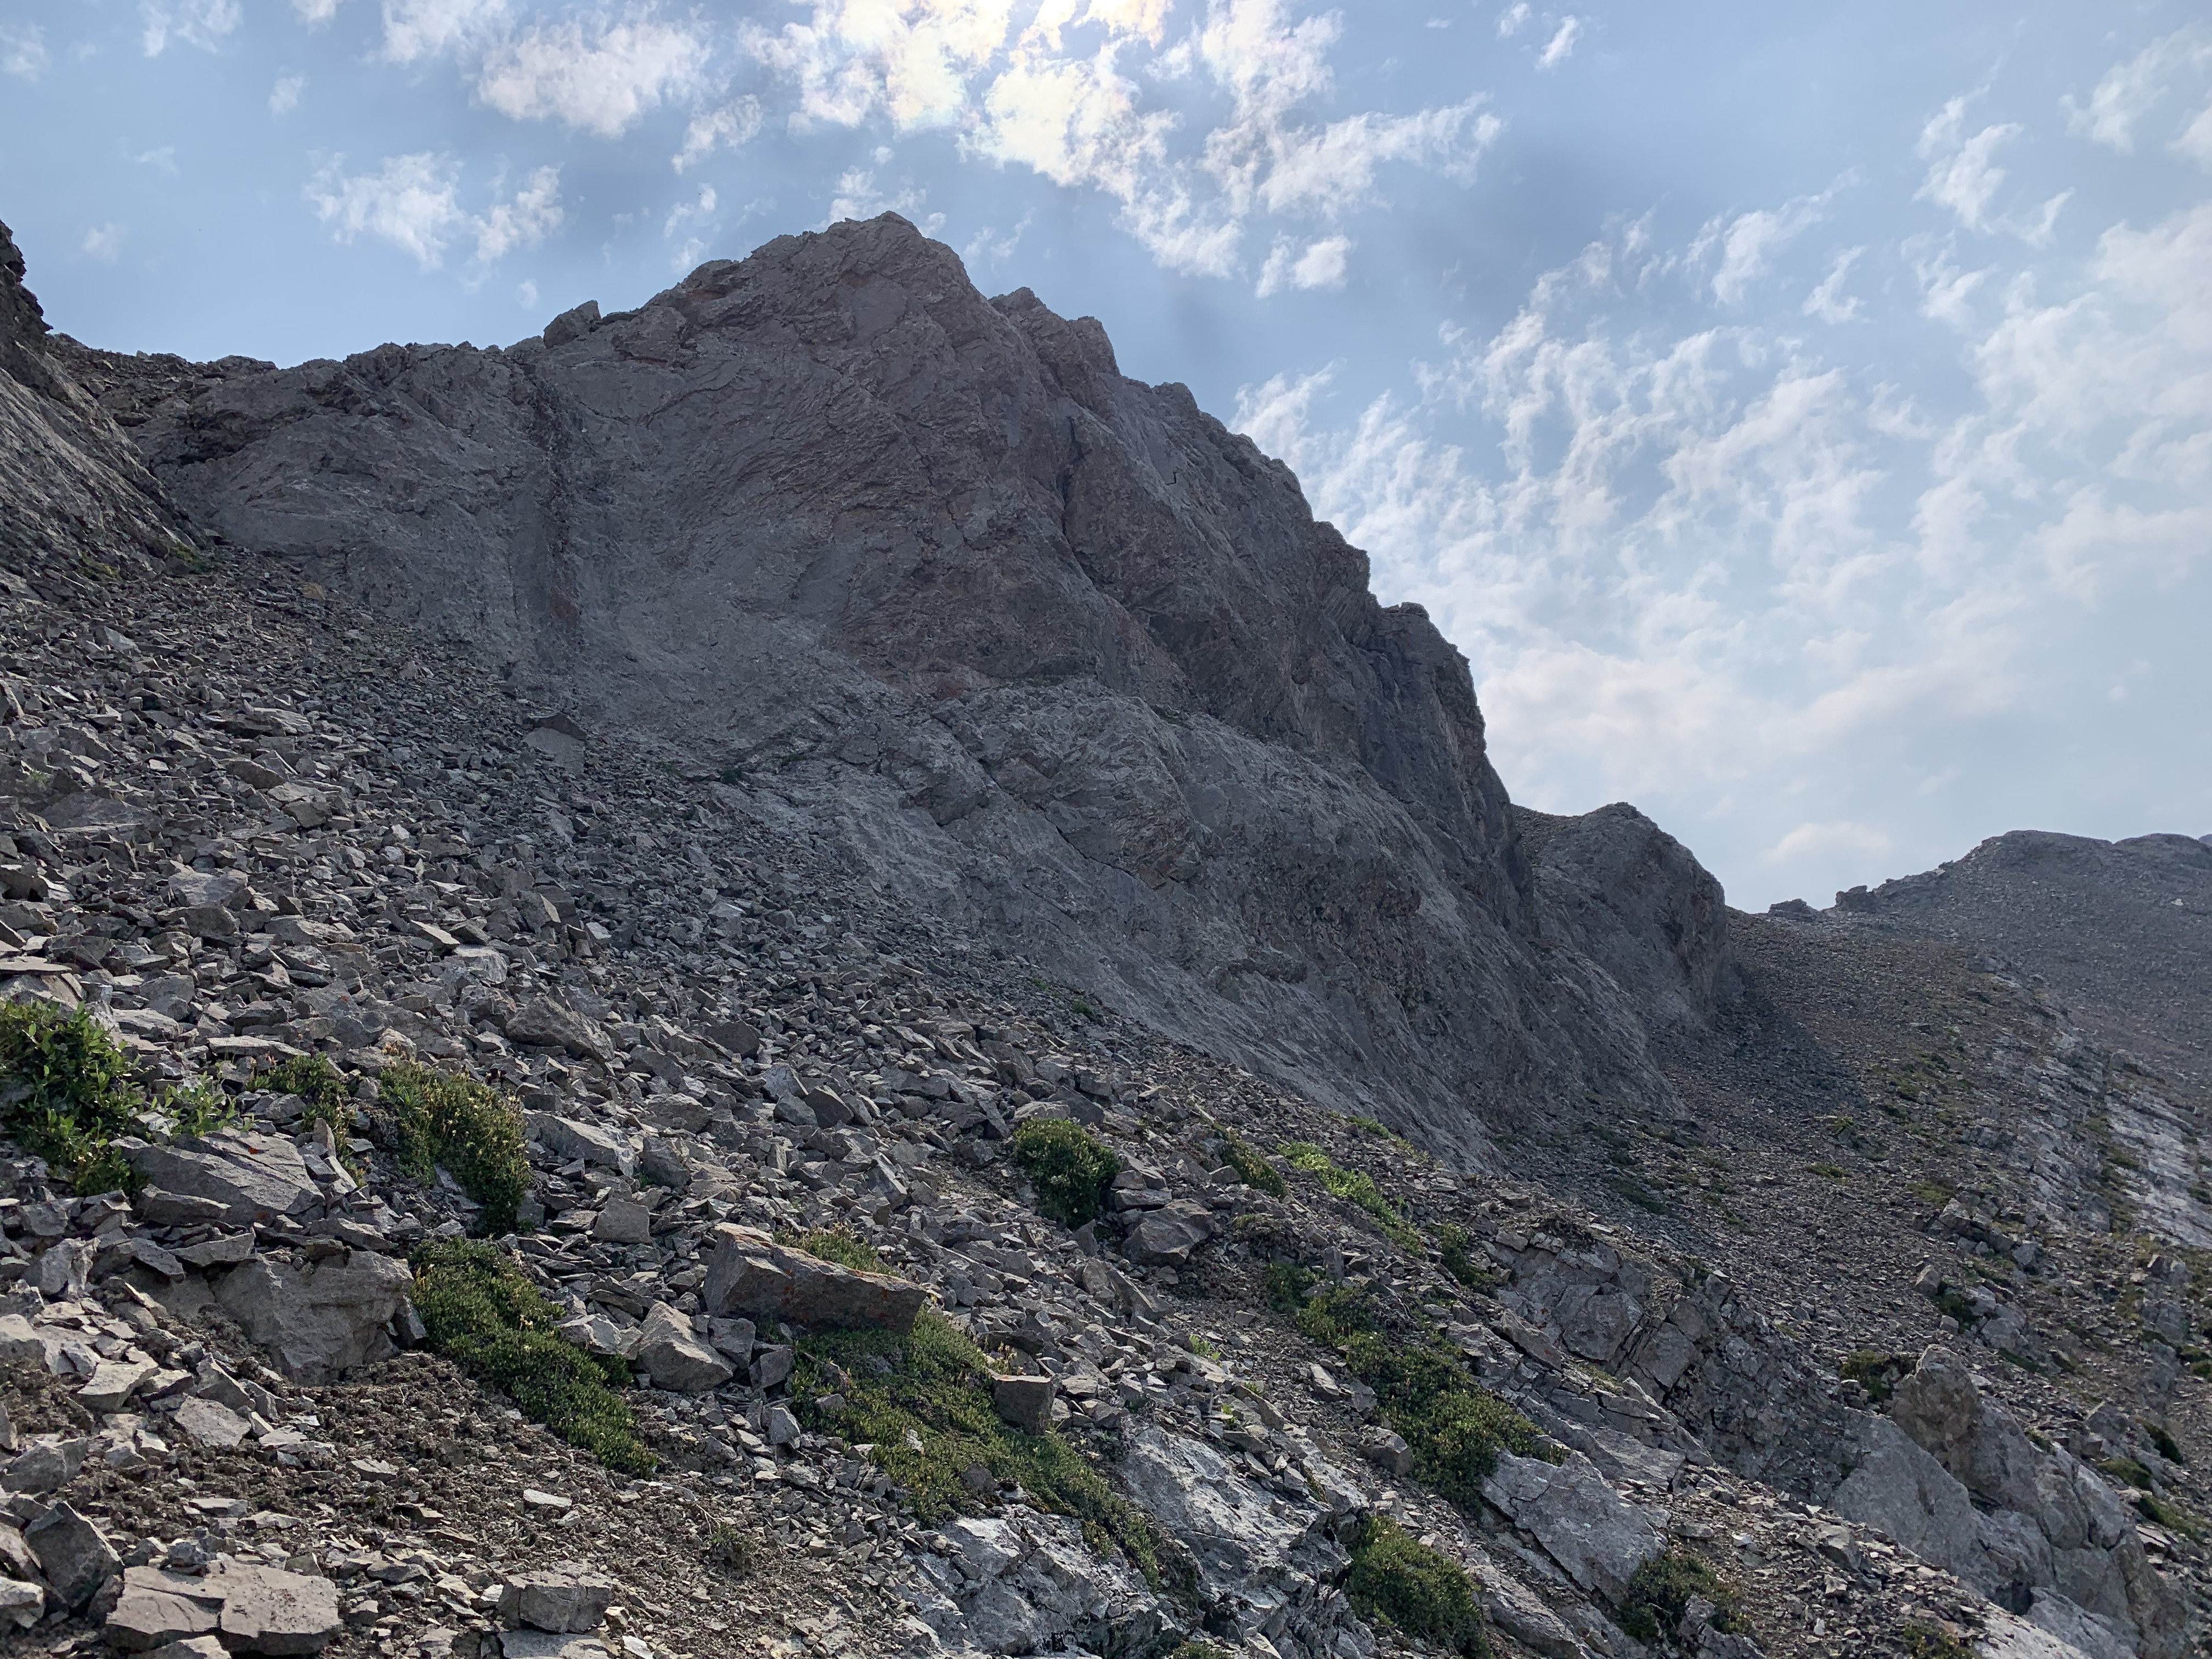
[1256,232,1351,295]
[477,12,710,137]
[749,0,1500,280]
[1496,4,1528,40]
[1228,77,2212,905]
[270,75,306,114]
[141,0,241,57]
[674,98,763,171]
[1917,95,2069,242]
[82,224,127,263]
[1537,16,1579,70]
[2063,26,2211,153]
[306,153,562,270]
[381,0,509,64]
[826,167,942,232]
[291,0,345,20]
[1,22,48,80]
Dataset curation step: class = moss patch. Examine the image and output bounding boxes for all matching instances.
[410,1239,654,1475]
[379,1064,532,1234]
[793,1310,1175,1588]
[1345,1514,1490,1657]
[788,1228,885,1272]
[1012,1118,1120,1228]
[1217,1132,1286,1198]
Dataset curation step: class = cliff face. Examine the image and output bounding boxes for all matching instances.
[51,215,1722,1153]
[0,219,192,571]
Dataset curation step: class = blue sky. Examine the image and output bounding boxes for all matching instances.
[2,1,2207,909]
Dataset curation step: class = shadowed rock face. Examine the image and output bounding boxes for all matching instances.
[56,213,1707,1154]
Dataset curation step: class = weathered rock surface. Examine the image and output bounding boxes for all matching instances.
[700,1224,927,1333]
[211,1250,415,1381]
[107,1562,342,1654]
[123,1131,322,1229]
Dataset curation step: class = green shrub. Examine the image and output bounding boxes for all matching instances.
[2101,1455,2153,1489]
[1277,1142,1420,1250]
[1218,1132,1286,1198]
[380,1063,532,1233]
[1012,1118,1120,1228]
[1618,1548,1743,1643]
[1903,1623,1976,1659]
[257,1053,349,1130]
[2136,1489,2202,1538]
[2145,1421,2187,1465]
[410,1239,654,1475]
[1434,1224,1499,1292]
[1291,1282,1542,1506]
[0,1000,158,1190]
[792,1310,1174,1587]
[1838,1348,1913,1405]
[1345,1515,1489,1657]
[1263,1259,1315,1313]
[704,1524,756,1574]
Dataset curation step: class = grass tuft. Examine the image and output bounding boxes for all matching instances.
[410,1238,654,1475]
[1277,1142,1421,1250]
[380,1063,532,1234]
[1012,1118,1120,1228]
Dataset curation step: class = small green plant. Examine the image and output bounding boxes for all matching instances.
[1903,1622,1976,1659]
[2145,1421,2187,1465]
[1434,1224,1500,1293]
[704,1524,756,1573]
[380,1063,532,1233]
[167,1078,235,1137]
[1217,1132,1286,1198]
[410,1239,654,1475]
[791,1310,1174,1587]
[1838,1349,1914,1405]
[2136,1489,2202,1538]
[1012,1118,1120,1228]
[791,1228,884,1272]
[1264,1259,1314,1313]
[1618,1548,1744,1644]
[1186,1334,1222,1360]
[1277,1142,1421,1250]
[1912,1179,1954,1207]
[1807,1163,1848,1181]
[1344,1514,1489,1657]
[257,1053,350,1131]
[0,1001,143,1191]
[2101,1455,2154,1488]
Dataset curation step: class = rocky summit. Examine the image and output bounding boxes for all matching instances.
[0,211,2205,1659]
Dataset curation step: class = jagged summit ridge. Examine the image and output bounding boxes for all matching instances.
[53,213,1722,1155]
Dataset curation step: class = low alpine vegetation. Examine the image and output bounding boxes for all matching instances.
[1618,1547,1745,1644]
[379,1063,533,1234]
[1277,1142,1421,1250]
[792,1309,1173,1586]
[410,1238,655,1475]
[1345,1514,1491,1657]
[1013,1117,1121,1228]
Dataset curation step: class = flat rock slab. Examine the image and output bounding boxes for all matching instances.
[26,1501,120,1607]
[1481,1449,1661,1604]
[124,1131,320,1228]
[108,1562,342,1654]
[700,1223,926,1333]
[497,1562,617,1633]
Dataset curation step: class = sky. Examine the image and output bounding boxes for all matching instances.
[0,1,2206,910]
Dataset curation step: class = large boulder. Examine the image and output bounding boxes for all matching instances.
[107,1562,342,1654]
[24,1502,119,1607]
[496,1564,617,1633]
[699,1225,926,1333]
[123,1131,321,1229]
[212,1250,414,1382]
[631,1303,733,1393]
[1480,1449,1662,1605]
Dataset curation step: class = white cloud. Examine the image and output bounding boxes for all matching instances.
[1803,247,1863,323]
[674,98,763,172]
[517,276,538,309]
[1,22,48,80]
[132,145,180,174]
[1496,3,1528,40]
[1916,94,2069,244]
[381,0,509,64]
[754,0,1500,281]
[477,13,710,138]
[472,165,563,262]
[270,74,306,114]
[1709,190,1830,305]
[82,224,127,263]
[1256,231,1351,295]
[1537,16,1579,70]
[307,153,560,270]
[826,168,943,234]
[963,210,1033,263]
[141,0,241,57]
[1764,820,1893,864]
[292,0,346,20]
[2063,26,2211,153]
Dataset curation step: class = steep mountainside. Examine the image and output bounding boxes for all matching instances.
[46,214,1718,1162]
[1,213,2207,1659]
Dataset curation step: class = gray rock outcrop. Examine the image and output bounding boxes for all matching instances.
[700,1224,926,1333]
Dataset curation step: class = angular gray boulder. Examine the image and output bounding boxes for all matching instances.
[212,1250,415,1382]
[700,1224,927,1333]
[124,1131,321,1229]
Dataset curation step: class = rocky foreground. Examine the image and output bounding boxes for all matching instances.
[0,213,2208,1659]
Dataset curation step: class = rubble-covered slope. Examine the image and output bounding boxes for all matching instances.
[0,213,2205,1659]
[47,213,1705,1159]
